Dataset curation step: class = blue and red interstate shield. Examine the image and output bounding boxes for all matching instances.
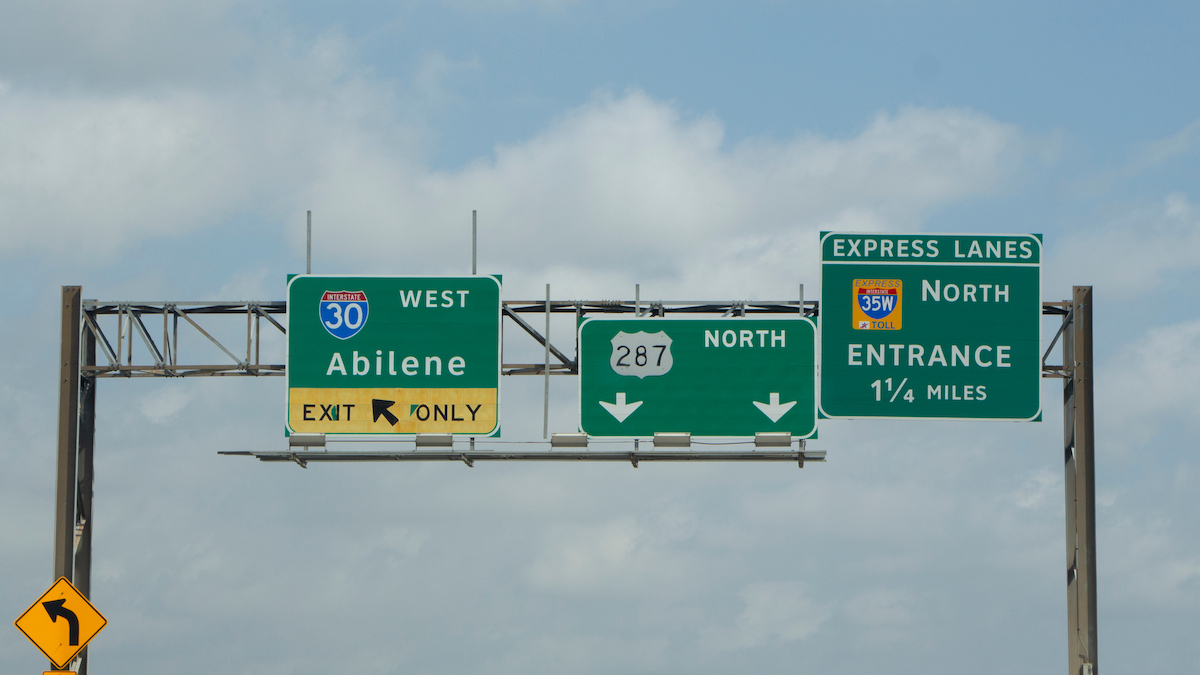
[319,290,369,339]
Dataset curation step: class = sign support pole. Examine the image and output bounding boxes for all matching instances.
[54,286,82,584]
[74,328,97,675]
[1063,286,1097,675]
[543,283,550,439]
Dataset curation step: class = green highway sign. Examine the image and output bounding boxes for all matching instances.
[819,232,1042,420]
[286,275,502,437]
[579,317,817,438]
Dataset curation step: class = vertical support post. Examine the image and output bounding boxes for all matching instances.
[543,284,550,439]
[54,286,82,582]
[75,329,97,675]
[472,210,477,275]
[798,284,804,315]
[1063,286,1097,675]
[635,284,640,317]
[163,307,170,368]
[306,210,312,274]
[574,303,582,374]
[246,306,253,365]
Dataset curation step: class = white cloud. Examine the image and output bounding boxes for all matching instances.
[1100,317,1200,447]
[480,634,671,675]
[1106,515,1200,610]
[0,75,1028,300]
[440,0,584,11]
[0,86,307,260]
[214,268,274,301]
[0,30,418,265]
[1051,192,1200,299]
[305,92,1027,298]
[0,0,260,87]
[1127,118,1200,175]
[844,587,916,646]
[721,581,829,649]
[139,385,195,423]
[1010,466,1061,509]
[523,507,699,597]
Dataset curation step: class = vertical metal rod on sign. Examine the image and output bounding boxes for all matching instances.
[54,286,82,583]
[75,330,96,675]
[472,210,477,275]
[543,284,550,439]
[798,284,804,314]
[1063,286,1098,675]
[635,284,640,317]
[306,211,312,274]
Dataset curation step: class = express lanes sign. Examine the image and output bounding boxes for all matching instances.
[819,232,1042,421]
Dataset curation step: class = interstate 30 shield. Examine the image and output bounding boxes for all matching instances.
[852,279,902,330]
[319,290,369,340]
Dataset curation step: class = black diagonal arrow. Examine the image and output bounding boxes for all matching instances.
[372,399,399,425]
[42,599,79,646]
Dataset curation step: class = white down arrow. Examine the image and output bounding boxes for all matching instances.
[753,393,796,423]
[599,393,643,423]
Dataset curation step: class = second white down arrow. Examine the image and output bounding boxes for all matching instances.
[753,393,796,423]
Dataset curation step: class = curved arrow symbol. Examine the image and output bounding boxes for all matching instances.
[42,599,79,646]
[599,393,642,423]
[372,399,399,425]
[753,393,796,423]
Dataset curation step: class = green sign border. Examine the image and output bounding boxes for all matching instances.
[284,274,503,438]
[578,315,818,439]
[818,232,1043,422]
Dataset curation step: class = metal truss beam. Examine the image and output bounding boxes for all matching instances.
[82,301,286,378]
[220,448,827,469]
[80,298,815,379]
[1042,301,1072,378]
[81,297,1066,382]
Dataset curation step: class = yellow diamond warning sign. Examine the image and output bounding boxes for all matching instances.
[14,577,107,669]
[288,387,498,434]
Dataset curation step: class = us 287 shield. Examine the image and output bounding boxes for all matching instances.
[609,330,673,378]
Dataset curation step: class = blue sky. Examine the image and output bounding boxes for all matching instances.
[2,1,1199,674]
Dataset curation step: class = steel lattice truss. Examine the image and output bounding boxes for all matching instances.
[81,298,815,379]
[83,297,1068,379]
[78,296,1065,470]
[83,301,286,378]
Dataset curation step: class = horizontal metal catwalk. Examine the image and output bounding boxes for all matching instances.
[219,448,827,468]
